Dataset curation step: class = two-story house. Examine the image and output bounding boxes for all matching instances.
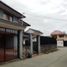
[51,30,67,47]
[0,1,30,63]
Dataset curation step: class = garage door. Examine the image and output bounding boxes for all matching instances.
[64,41,67,46]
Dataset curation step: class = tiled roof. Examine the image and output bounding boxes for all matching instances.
[51,30,65,35]
[27,28,43,34]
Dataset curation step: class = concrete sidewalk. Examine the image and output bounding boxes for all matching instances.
[1,47,67,67]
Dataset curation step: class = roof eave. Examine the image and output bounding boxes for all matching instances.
[0,1,25,18]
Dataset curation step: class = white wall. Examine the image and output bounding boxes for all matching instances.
[57,40,64,47]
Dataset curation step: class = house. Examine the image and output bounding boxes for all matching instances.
[51,30,67,47]
[26,28,43,54]
[23,28,43,58]
[23,29,57,58]
[0,1,30,63]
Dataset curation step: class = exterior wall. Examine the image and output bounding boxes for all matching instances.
[57,35,67,47]
[27,30,34,33]
[57,40,64,47]
[57,35,67,41]
[57,35,64,47]
[57,35,64,40]
[0,2,28,62]
[64,35,67,41]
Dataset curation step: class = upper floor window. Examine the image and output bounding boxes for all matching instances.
[3,13,12,22]
[59,35,64,38]
[6,15,12,22]
[6,14,11,21]
[12,16,18,22]
[0,10,3,18]
[0,9,20,23]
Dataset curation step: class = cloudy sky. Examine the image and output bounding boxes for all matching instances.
[2,0,67,36]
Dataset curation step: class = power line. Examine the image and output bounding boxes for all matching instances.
[44,16,67,21]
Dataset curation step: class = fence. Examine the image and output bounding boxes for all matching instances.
[40,36,57,53]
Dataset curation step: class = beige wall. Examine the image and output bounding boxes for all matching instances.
[64,35,67,41]
[57,35,64,40]
[56,35,67,47]
[57,35,67,41]
[57,40,64,47]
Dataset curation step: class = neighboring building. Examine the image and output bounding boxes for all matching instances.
[23,28,43,59]
[23,32,57,58]
[0,1,30,63]
[51,30,67,47]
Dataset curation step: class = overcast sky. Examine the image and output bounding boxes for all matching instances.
[2,0,67,36]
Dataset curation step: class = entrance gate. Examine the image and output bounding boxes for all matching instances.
[0,34,18,62]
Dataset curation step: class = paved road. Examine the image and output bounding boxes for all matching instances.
[1,47,67,67]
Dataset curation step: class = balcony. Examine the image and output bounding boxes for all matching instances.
[0,18,24,30]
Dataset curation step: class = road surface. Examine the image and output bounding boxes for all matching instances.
[1,47,67,67]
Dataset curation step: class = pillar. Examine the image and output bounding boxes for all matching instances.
[30,33,33,55]
[19,31,23,59]
[37,35,41,54]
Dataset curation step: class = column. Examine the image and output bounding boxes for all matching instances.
[37,35,41,54]
[19,31,23,59]
[30,33,33,55]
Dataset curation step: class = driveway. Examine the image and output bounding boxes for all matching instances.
[0,47,67,67]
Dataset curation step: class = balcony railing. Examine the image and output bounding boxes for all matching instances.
[0,18,23,27]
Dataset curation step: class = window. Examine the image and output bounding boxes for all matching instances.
[3,13,8,20]
[0,10,3,18]
[10,16,12,22]
[12,16,18,22]
[6,14,10,20]
[0,10,18,22]
[3,13,12,21]
[59,35,64,38]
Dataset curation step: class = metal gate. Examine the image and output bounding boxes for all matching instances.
[64,41,67,46]
[0,34,18,63]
